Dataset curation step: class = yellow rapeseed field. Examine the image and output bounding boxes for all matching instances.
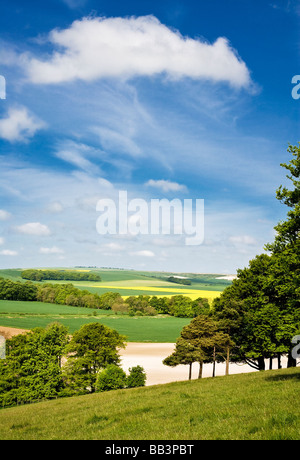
[95,285,220,301]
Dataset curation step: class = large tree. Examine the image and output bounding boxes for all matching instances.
[265,143,300,366]
[163,315,232,379]
[0,323,69,407]
[212,144,300,370]
[63,322,126,393]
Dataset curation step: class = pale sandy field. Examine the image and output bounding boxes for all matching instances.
[0,327,286,386]
[119,342,271,386]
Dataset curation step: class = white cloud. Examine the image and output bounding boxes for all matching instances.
[55,140,102,173]
[15,222,51,236]
[131,250,155,257]
[103,242,124,251]
[46,201,64,213]
[145,179,188,193]
[25,15,251,88]
[229,235,258,246]
[0,107,45,142]
[93,127,142,157]
[39,246,64,254]
[0,209,11,221]
[0,237,4,245]
[0,249,18,256]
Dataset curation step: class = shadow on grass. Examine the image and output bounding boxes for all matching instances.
[265,369,300,382]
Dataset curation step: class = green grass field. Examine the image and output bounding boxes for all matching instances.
[0,300,190,342]
[0,367,299,440]
[0,268,231,341]
[0,268,231,293]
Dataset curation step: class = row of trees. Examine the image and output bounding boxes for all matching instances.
[21,269,101,282]
[37,284,210,317]
[164,144,300,376]
[0,279,38,301]
[0,276,210,318]
[112,294,210,317]
[0,322,145,408]
[166,276,191,285]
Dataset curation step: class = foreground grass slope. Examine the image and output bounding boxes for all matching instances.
[0,368,299,440]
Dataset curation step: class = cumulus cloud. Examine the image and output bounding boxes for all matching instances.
[25,15,251,88]
[15,222,51,236]
[0,107,45,142]
[131,250,155,257]
[145,179,188,193]
[39,246,64,254]
[0,249,18,256]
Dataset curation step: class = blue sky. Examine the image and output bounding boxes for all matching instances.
[0,0,299,273]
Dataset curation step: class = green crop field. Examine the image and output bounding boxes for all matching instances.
[0,300,190,342]
[0,367,299,440]
[0,268,232,341]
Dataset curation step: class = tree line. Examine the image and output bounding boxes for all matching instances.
[21,269,101,282]
[164,144,300,377]
[166,276,191,285]
[0,322,146,408]
[0,277,210,317]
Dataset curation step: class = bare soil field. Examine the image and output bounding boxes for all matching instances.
[0,326,286,386]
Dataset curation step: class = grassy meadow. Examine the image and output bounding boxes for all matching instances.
[0,268,229,341]
[0,367,299,440]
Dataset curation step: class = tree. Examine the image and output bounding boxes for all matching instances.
[0,323,69,407]
[212,295,243,375]
[163,336,198,380]
[96,364,127,392]
[212,145,300,371]
[126,365,147,388]
[212,254,296,371]
[98,292,123,310]
[163,315,232,379]
[264,143,300,366]
[63,323,126,393]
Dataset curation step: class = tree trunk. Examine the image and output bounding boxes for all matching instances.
[212,346,216,377]
[287,351,297,368]
[277,353,282,369]
[188,362,192,380]
[269,357,273,370]
[225,345,230,376]
[198,361,203,379]
[257,356,265,371]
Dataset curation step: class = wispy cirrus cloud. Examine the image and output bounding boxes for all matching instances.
[54,140,104,174]
[24,15,252,88]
